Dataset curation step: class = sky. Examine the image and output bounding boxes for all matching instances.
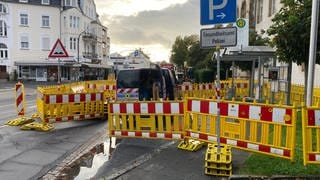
[94,0,202,62]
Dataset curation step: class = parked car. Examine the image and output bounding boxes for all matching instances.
[161,68,179,100]
[116,67,166,101]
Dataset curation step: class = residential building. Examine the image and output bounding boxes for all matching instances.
[109,50,152,73]
[237,0,320,86]
[0,0,110,82]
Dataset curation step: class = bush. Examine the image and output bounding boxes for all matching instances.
[196,69,215,83]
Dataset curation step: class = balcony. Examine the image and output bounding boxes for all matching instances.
[82,33,97,42]
[82,52,98,59]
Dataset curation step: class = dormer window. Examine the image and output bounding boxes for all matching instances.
[0,4,7,14]
[42,0,50,5]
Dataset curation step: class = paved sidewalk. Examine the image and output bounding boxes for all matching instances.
[94,139,250,180]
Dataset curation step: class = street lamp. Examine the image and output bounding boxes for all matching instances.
[77,30,86,63]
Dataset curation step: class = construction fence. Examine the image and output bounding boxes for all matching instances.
[109,98,297,161]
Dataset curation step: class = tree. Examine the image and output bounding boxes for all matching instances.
[170,35,198,68]
[267,0,320,66]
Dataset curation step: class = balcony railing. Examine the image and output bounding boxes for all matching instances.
[82,52,98,59]
[82,33,97,41]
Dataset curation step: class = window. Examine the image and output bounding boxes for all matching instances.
[20,13,28,26]
[73,16,76,28]
[20,35,29,49]
[63,16,66,27]
[268,0,276,16]
[70,37,76,50]
[42,15,50,27]
[73,38,76,50]
[257,0,263,23]
[0,43,8,59]
[76,17,80,28]
[69,16,72,28]
[0,3,7,13]
[0,20,7,36]
[69,37,73,49]
[42,0,49,5]
[65,0,71,6]
[41,36,50,50]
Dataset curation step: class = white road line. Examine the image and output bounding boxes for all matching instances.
[0,125,8,128]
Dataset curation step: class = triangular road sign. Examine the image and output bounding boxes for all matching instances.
[48,38,69,58]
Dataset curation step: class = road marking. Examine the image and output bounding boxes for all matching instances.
[0,125,8,129]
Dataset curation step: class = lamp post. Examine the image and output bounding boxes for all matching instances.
[77,30,86,63]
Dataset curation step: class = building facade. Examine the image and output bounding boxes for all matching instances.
[0,0,110,82]
[237,0,320,86]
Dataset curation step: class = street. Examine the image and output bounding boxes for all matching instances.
[0,83,108,180]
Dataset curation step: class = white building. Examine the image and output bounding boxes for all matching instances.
[109,50,152,72]
[237,0,320,86]
[0,0,110,82]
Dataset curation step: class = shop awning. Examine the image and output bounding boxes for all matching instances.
[81,63,111,69]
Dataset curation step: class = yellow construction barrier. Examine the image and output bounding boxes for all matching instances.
[184,98,297,161]
[26,80,107,131]
[205,143,232,176]
[108,100,185,140]
[177,139,205,152]
[6,117,34,126]
[302,104,320,165]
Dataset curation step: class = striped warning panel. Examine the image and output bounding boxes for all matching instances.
[187,99,293,124]
[110,101,184,114]
[45,93,103,104]
[45,113,104,123]
[111,130,184,139]
[179,84,193,91]
[15,83,25,116]
[187,131,291,158]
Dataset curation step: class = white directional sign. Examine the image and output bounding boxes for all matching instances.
[200,27,237,48]
[200,0,237,25]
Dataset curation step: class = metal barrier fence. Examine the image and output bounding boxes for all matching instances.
[184,98,297,160]
[302,105,320,165]
[108,101,185,140]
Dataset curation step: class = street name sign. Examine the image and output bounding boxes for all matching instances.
[200,27,237,48]
[200,0,237,25]
[48,38,69,58]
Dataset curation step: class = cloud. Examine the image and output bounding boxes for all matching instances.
[99,0,201,49]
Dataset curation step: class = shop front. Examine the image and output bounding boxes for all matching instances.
[15,60,110,82]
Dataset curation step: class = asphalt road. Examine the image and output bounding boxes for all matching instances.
[0,81,108,180]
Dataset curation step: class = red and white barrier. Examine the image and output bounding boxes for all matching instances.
[110,101,184,114]
[186,131,291,158]
[111,130,184,139]
[45,93,103,104]
[187,99,293,124]
[46,113,104,123]
[15,82,25,116]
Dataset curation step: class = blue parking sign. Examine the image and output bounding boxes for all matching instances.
[201,0,237,25]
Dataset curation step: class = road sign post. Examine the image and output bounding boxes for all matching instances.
[200,0,237,155]
[48,39,69,84]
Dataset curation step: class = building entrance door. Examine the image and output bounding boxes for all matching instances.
[36,67,47,81]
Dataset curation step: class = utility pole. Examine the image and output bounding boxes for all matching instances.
[306,0,319,107]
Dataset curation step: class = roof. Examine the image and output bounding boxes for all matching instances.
[221,46,276,61]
